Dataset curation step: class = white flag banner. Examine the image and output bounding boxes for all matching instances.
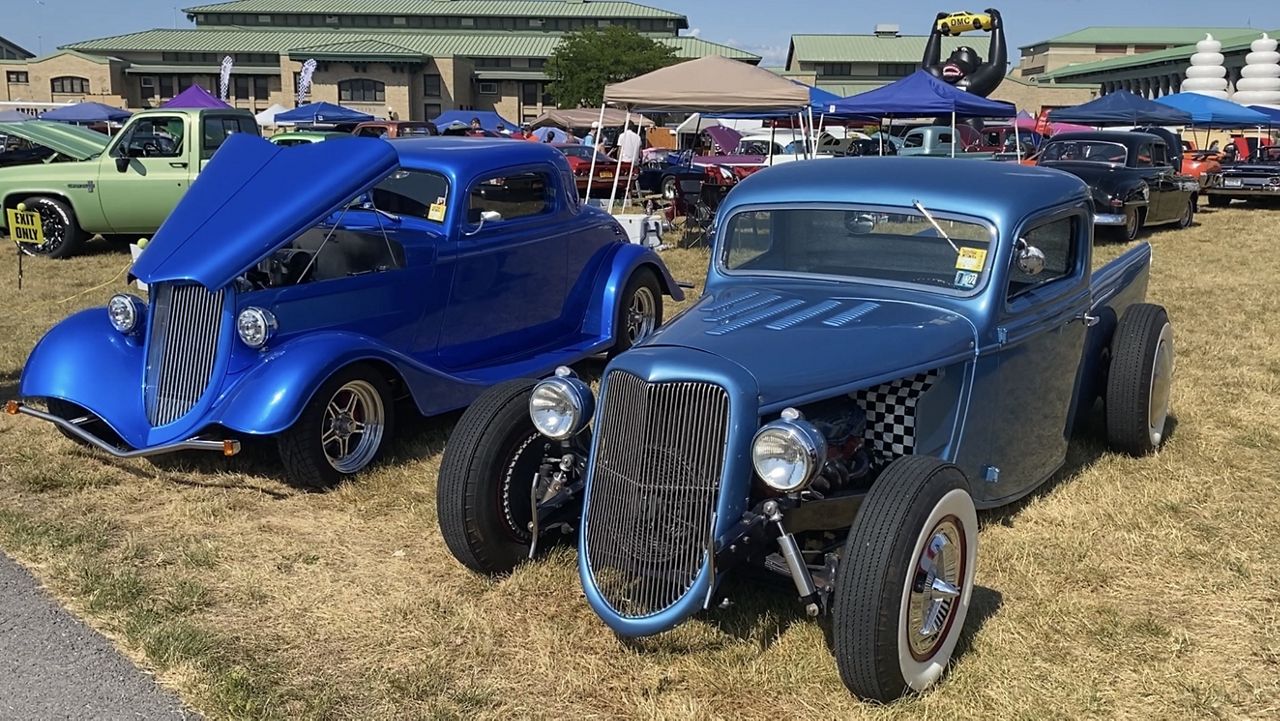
[218,56,234,101]
[297,59,318,105]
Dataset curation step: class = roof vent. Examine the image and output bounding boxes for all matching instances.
[874,24,900,38]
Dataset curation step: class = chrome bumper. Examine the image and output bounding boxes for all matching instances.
[1094,213,1127,226]
[1204,186,1280,196]
[5,401,241,458]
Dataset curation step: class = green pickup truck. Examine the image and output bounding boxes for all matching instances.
[0,107,259,258]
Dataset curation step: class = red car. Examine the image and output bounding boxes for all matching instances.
[555,144,626,194]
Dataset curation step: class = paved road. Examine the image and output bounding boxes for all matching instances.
[0,553,195,720]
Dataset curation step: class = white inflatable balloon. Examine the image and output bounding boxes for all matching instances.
[1183,34,1231,98]
[1231,34,1280,106]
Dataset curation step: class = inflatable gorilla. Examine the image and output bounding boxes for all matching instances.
[922,8,1007,97]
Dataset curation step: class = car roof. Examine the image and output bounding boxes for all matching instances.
[389,136,569,174]
[1050,131,1163,148]
[723,157,1090,230]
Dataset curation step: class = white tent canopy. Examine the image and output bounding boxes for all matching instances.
[603,55,810,113]
[255,103,291,126]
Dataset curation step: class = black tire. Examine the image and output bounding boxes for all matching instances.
[1121,206,1143,241]
[45,398,123,448]
[661,175,677,200]
[833,456,978,702]
[437,378,550,575]
[1207,194,1230,208]
[20,196,87,259]
[610,267,663,356]
[1176,196,1194,228]
[277,363,395,490]
[1105,304,1174,456]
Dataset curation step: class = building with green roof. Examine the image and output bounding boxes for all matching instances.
[1016,25,1255,80]
[0,0,755,122]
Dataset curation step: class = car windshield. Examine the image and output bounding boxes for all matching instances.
[1040,140,1127,164]
[559,145,602,160]
[722,206,995,294]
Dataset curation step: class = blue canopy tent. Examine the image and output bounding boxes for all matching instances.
[1153,93,1270,127]
[1047,91,1191,126]
[429,110,517,133]
[41,101,132,124]
[826,71,1017,157]
[0,109,34,122]
[1247,105,1280,125]
[274,102,374,125]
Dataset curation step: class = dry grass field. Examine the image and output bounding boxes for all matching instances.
[1,205,1278,720]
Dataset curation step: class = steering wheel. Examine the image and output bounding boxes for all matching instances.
[141,140,159,157]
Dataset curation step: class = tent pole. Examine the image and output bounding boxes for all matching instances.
[584,105,608,204]
[607,111,630,212]
[1015,107,1022,162]
[769,123,776,166]
[951,111,956,158]
[808,106,817,156]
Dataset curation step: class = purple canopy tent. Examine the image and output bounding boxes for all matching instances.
[162,85,231,109]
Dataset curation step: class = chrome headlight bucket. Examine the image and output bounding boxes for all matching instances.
[236,307,277,348]
[751,408,827,493]
[107,294,145,334]
[529,366,594,440]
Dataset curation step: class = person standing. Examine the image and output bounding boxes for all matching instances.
[617,126,642,166]
[582,121,598,147]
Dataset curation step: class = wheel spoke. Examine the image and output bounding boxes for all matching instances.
[322,428,340,445]
[930,577,960,599]
[341,391,359,414]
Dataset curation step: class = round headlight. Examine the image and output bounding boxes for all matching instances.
[528,367,594,440]
[107,294,144,334]
[751,410,826,493]
[236,307,277,348]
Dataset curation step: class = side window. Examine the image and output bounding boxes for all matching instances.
[370,169,450,222]
[1008,215,1079,299]
[1135,142,1154,167]
[119,117,185,158]
[724,211,774,269]
[938,133,953,145]
[468,171,552,225]
[356,126,387,138]
[1151,142,1168,167]
[202,116,250,160]
[904,133,923,148]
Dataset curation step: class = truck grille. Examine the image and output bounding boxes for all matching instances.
[144,283,225,427]
[583,371,730,618]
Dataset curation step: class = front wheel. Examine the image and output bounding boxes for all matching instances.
[276,364,395,489]
[1105,304,1174,456]
[437,379,549,575]
[19,197,87,259]
[661,175,677,200]
[1120,206,1142,241]
[611,268,663,356]
[1177,197,1194,228]
[832,456,978,701]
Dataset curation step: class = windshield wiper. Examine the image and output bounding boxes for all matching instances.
[913,199,960,255]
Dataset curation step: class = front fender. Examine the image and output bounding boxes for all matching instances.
[209,331,416,436]
[580,243,685,341]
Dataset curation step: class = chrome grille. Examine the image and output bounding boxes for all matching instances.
[144,283,225,427]
[584,371,730,618]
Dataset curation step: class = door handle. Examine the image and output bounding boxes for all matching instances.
[169,161,188,169]
[1074,313,1100,327]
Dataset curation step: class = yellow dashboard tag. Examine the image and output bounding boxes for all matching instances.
[6,208,44,245]
[427,203,446,221]
[955,247,987,272]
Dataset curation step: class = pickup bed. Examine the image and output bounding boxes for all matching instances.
[0,107,259,258]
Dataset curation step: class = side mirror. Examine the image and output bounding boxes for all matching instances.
[844,212,876,235]
[1015,239,1046,276]
[115,155,130,173]
[463,209,502,236]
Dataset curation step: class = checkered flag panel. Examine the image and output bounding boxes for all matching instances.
[853,371,939,464]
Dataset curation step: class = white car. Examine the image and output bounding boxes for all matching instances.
[732,129,864,165]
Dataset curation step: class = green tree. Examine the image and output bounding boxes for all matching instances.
[546,26,678,108]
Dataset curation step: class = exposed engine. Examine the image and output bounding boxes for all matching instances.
[798,397,871,494]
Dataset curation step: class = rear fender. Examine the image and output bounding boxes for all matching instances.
[579,244,685,340]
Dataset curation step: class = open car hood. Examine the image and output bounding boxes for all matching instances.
[0,120,109,161]
[643,283,977,409]
[132,134,398,289]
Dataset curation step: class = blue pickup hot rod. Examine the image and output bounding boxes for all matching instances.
[436,158,1174,700]
[9,135,681,488]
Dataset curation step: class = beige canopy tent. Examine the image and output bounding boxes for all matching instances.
[590,55,811,207]
[531,108,654,130]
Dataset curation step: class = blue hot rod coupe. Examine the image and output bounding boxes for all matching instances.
[436,158,1174,700]
[8,135,681,488]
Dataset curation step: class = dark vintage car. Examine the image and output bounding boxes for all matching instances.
[9,136,682,488]
[1202,145,1280,206]
[436,158,1175,701]
[1037,131,1199,241]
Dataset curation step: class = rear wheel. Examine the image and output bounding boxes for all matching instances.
[833,456,978,701]
[277,364,395,489]
[19,197,87,259]
[661,175,678,200]
[1176,197,1194,228]
[611,268,662,356]
[1105,304,1174,456]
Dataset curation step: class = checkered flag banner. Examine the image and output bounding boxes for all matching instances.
[297,59,317,105]
[218,56,234,101]
[854,371,940,464]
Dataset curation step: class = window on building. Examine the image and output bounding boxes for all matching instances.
[1021,65,1046,76]
[541,83,553,107]
[1133,44,1166,54]
[254,76,269,100]
[325,14,339,24]
[50,76,89,94]
[877,63,916,77]
[1095,44,1128,54]
[423,74,442,97]
[474,57,512,69]
[529,18,544,28]
[461,17,475,27]
[339,78,385,103]
[478,81,498,95]
[160,76,176,98]
[6,71,28,84]
[233,76,250,100]
[424,103,442,119]
[521,81,538,106]
[468,172,552,224]
[529,58,546,69]
[818,63,852,77]
[1008,216,1079,298]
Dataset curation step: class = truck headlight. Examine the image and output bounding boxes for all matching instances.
[529,366,594,440]
[107,294,144,334]
[236,307,277,348]
[752,408,826,493]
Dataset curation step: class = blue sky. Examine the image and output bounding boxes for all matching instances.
[8,0,1280,67]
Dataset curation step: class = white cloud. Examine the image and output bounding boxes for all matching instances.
[687,27,702,37]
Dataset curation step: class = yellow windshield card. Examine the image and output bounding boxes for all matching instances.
[955,247,987,272]
[6,208,44,246]
[427,203,446,221]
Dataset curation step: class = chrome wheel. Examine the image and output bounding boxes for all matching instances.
[321,380,386,474]
[626,286,657,344]
[24,201,67,256]
[1147,323,1174,446]
[905,516,966,661]
[1124,208,1140,240]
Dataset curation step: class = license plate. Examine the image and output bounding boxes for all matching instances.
[1223,178,1243,187]
[599,172,613,179]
